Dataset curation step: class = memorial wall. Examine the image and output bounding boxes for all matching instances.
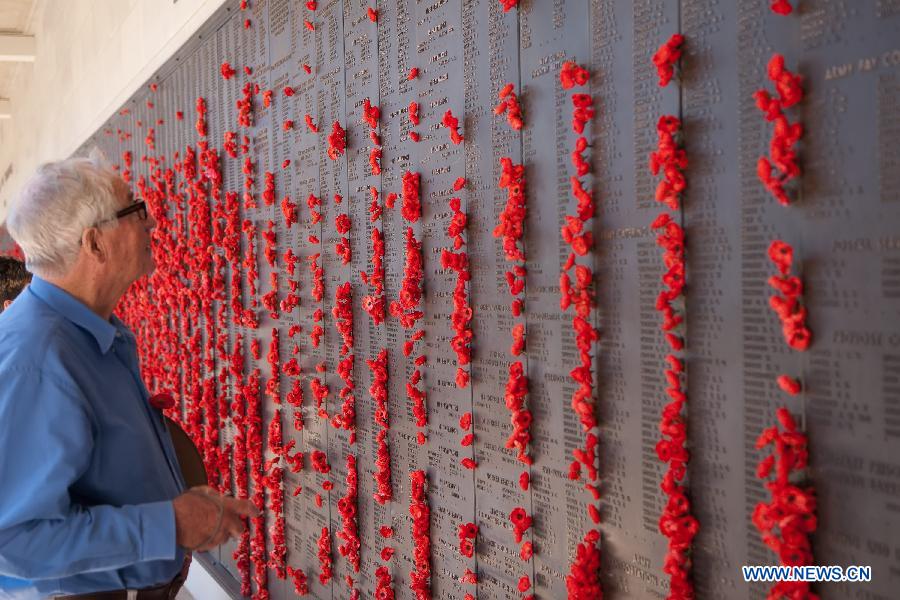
[76,1,899,598]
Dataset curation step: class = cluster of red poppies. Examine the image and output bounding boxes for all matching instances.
[649,98,698,596]
[307,251,324,306]
[509,506,532,545]
[456,410,477,470]
[407,100,420,142]
[286,566,309,596]
[495,83,523,130]
[261,220,277,267]
[375,565,394,599]
[194,97,207,137]
[565,529,602,599]
[556,58,608,597]
[506,503,533,595]
[264,408,287,579]
[399,171,421,224]
[331,283,357,438]
[362,194,387,324]
[652,34,684,87]
[281,195,298,227]
[232,370,252,596]
[258,170,273,207]
[364,349,392,504]
[237,82,253,127]
[261,277,279,319]
[650,116,688,211]
[317,526,333,584]
[244,370,270,598]
[493,157,533,466]
[204,144,231,482]
[408,470,432,599]
[441,195,473,388]
[229,368,252,595]
[327,120,346,159]
[265,329,281,403]
[441,109,464,145]
[306,192,322,224]
[99,19,840,599]
[286,380,305,437]
[456,521,477,558]
[767,240,812,351]
[241,157,255,209]
[336,454,360,578]
[390,172,428,434]
[499,0,518,11]
[559,58,601,500]
[121,150,132,182]
[223,195,245,318]
[119,75,301,598]
[282,358,299,379]
[224,131,238,158]
[752,408,817,599]
[331,281,354,355]
[749,25,817,594]
[375,525,396,595]
[754,54,803,206]
[241,220,260,308]
[361,98,382,175]
[280,287,300,316]
[144,127,156,152]
[495,158,525,261]
[334,212,351,263]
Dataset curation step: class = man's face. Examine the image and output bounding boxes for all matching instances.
[101,180,157,285]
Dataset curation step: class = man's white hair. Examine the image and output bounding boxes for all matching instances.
[6,152,124,278]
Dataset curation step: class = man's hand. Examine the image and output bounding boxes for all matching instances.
[172,486,259,551]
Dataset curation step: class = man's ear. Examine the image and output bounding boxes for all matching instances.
[82,228,108,263]
[2,300,11,310]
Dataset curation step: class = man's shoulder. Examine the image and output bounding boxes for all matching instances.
[0,292,85,371]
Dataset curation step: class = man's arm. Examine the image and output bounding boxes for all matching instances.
[0,369,175,580]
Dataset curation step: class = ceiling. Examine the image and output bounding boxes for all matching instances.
[0,0,35,100]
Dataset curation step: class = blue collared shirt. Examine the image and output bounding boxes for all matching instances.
[0,277,185,595]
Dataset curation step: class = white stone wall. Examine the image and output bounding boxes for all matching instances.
[0,0,228,222]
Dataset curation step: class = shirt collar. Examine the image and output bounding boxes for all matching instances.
[29,276,118,354]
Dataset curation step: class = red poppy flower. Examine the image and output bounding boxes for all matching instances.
[509,507,532,543]
[560,61,589,89]
[441,109,464,144]
[770,0,793,14]
[220,62,236,80]
[651,34,684,87]
[777,375,802,395]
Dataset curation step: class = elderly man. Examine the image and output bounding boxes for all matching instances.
[0,257,30,312]
[0,156,257,599]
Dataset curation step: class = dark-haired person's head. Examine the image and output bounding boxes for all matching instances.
[0,256,31,312]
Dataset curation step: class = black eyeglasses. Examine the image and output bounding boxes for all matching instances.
[94,200,148,227]
[81,200,150,245]
[113,200,148,221]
